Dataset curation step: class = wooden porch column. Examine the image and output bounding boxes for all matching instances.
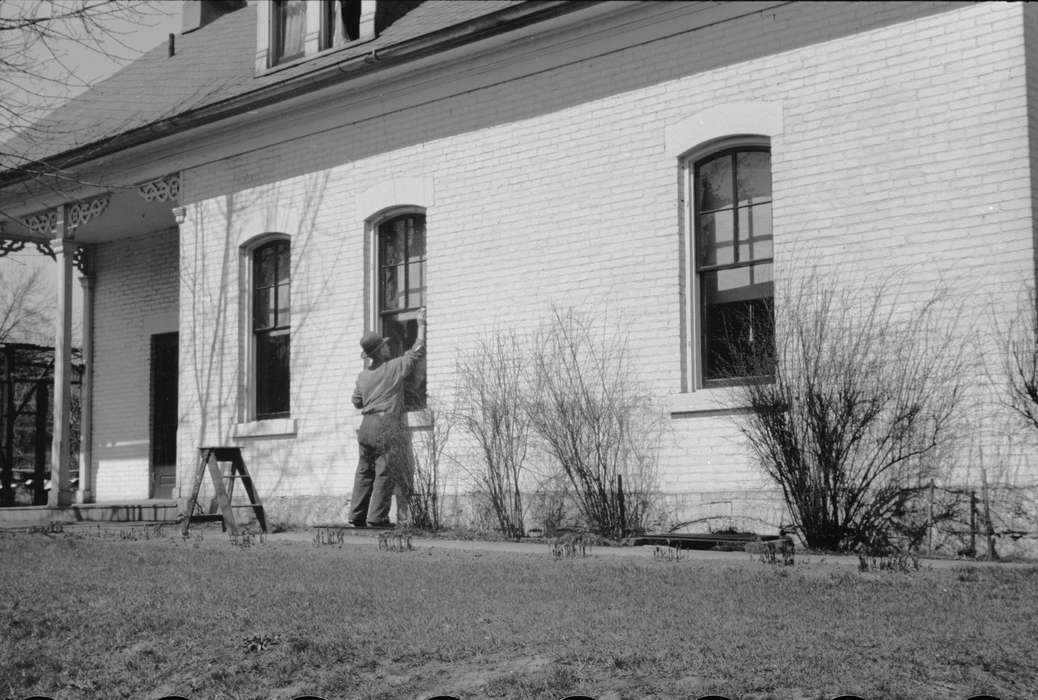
[76,267,95,503]
[48,218,75,508]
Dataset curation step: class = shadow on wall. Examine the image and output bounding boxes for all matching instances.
[179,173,359,514]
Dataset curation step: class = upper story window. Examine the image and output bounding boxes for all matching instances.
[692,146,774,384]
[261,1,421,71]
[377,212,426,410]
[253,239,291,418]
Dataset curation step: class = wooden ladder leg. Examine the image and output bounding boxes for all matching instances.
[233,452,268,533]
[181,449,210,537]
[207,453,238,536]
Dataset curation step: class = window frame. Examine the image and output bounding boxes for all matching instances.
[373,209,425,411]
[368,207,427,412]
[683,136,774,390]
[263,0,375,71]
[244,235,292,422]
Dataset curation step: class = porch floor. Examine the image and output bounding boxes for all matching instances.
[0,500,179,528]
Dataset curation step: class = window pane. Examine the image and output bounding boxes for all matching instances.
[407,217,425,260]
[277,242,290,284]
[381,314,426,410]
[342,0,361,41]
[698,211,734,267]
[319,0,335,50]
[736,150,772,204]
[275,0,306,61]
[407,261,425,308]
[256,331,290,417]
[253,288,273,329]
[381,219,407,265]
[738,203,773,261]
[715,266,750,293]
[381,267,397,311]
[701,268,774,381]
[752,262,773,285]
[276,281,290,326]
[702,297,774,380]
[256,245,276,287]
[697,154,733,211]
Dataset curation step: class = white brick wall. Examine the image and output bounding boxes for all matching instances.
[156,1,1038,526]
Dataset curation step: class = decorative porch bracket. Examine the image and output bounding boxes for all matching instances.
[22,195,109,237]
[0,196,108,274]
[137,173,180,202]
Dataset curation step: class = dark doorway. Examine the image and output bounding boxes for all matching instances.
[150,333,178,499]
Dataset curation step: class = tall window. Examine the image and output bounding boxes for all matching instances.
[694,146,774,383]
[271,0,306,65]
[253,240,291,418]
[378,213,426,409]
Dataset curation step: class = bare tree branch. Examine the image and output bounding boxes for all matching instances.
[0,1,167,176]
[0,264,52,344]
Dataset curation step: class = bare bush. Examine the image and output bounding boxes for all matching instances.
[455,330,532,539]
[1,1,165,173]
[1002,285,1038,433]
[405,403,452,531]
[734,274,965,551]
[527,307,661,540]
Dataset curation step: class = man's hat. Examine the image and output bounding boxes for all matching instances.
[360,331,388,359]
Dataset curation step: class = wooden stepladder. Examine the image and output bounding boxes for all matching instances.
[182,447,268,537]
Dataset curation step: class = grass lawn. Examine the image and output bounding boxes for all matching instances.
[1,528,1035,700]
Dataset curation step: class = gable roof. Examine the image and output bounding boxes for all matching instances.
[0,0,584,186]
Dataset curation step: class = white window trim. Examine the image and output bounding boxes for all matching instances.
[237,233,293,432]
[233,418,298,439]
[666,102,783,408]
[255,0,377,75]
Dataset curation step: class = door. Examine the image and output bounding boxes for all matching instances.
[150,332,178,499]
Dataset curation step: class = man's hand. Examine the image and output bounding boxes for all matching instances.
[418,307,427,325]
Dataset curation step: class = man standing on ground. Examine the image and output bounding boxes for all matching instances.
[349,308,426,527]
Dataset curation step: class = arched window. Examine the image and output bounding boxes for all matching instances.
[252,239,291,418]
[691,145,774,384]
[376,212,426,409]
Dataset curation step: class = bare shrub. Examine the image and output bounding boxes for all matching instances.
[527,307,661,540]
[455,330,533,539]
[527,471,572,538]
[1001,286,1038,432]
[405,402,452,532]
[734,273,966,551]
